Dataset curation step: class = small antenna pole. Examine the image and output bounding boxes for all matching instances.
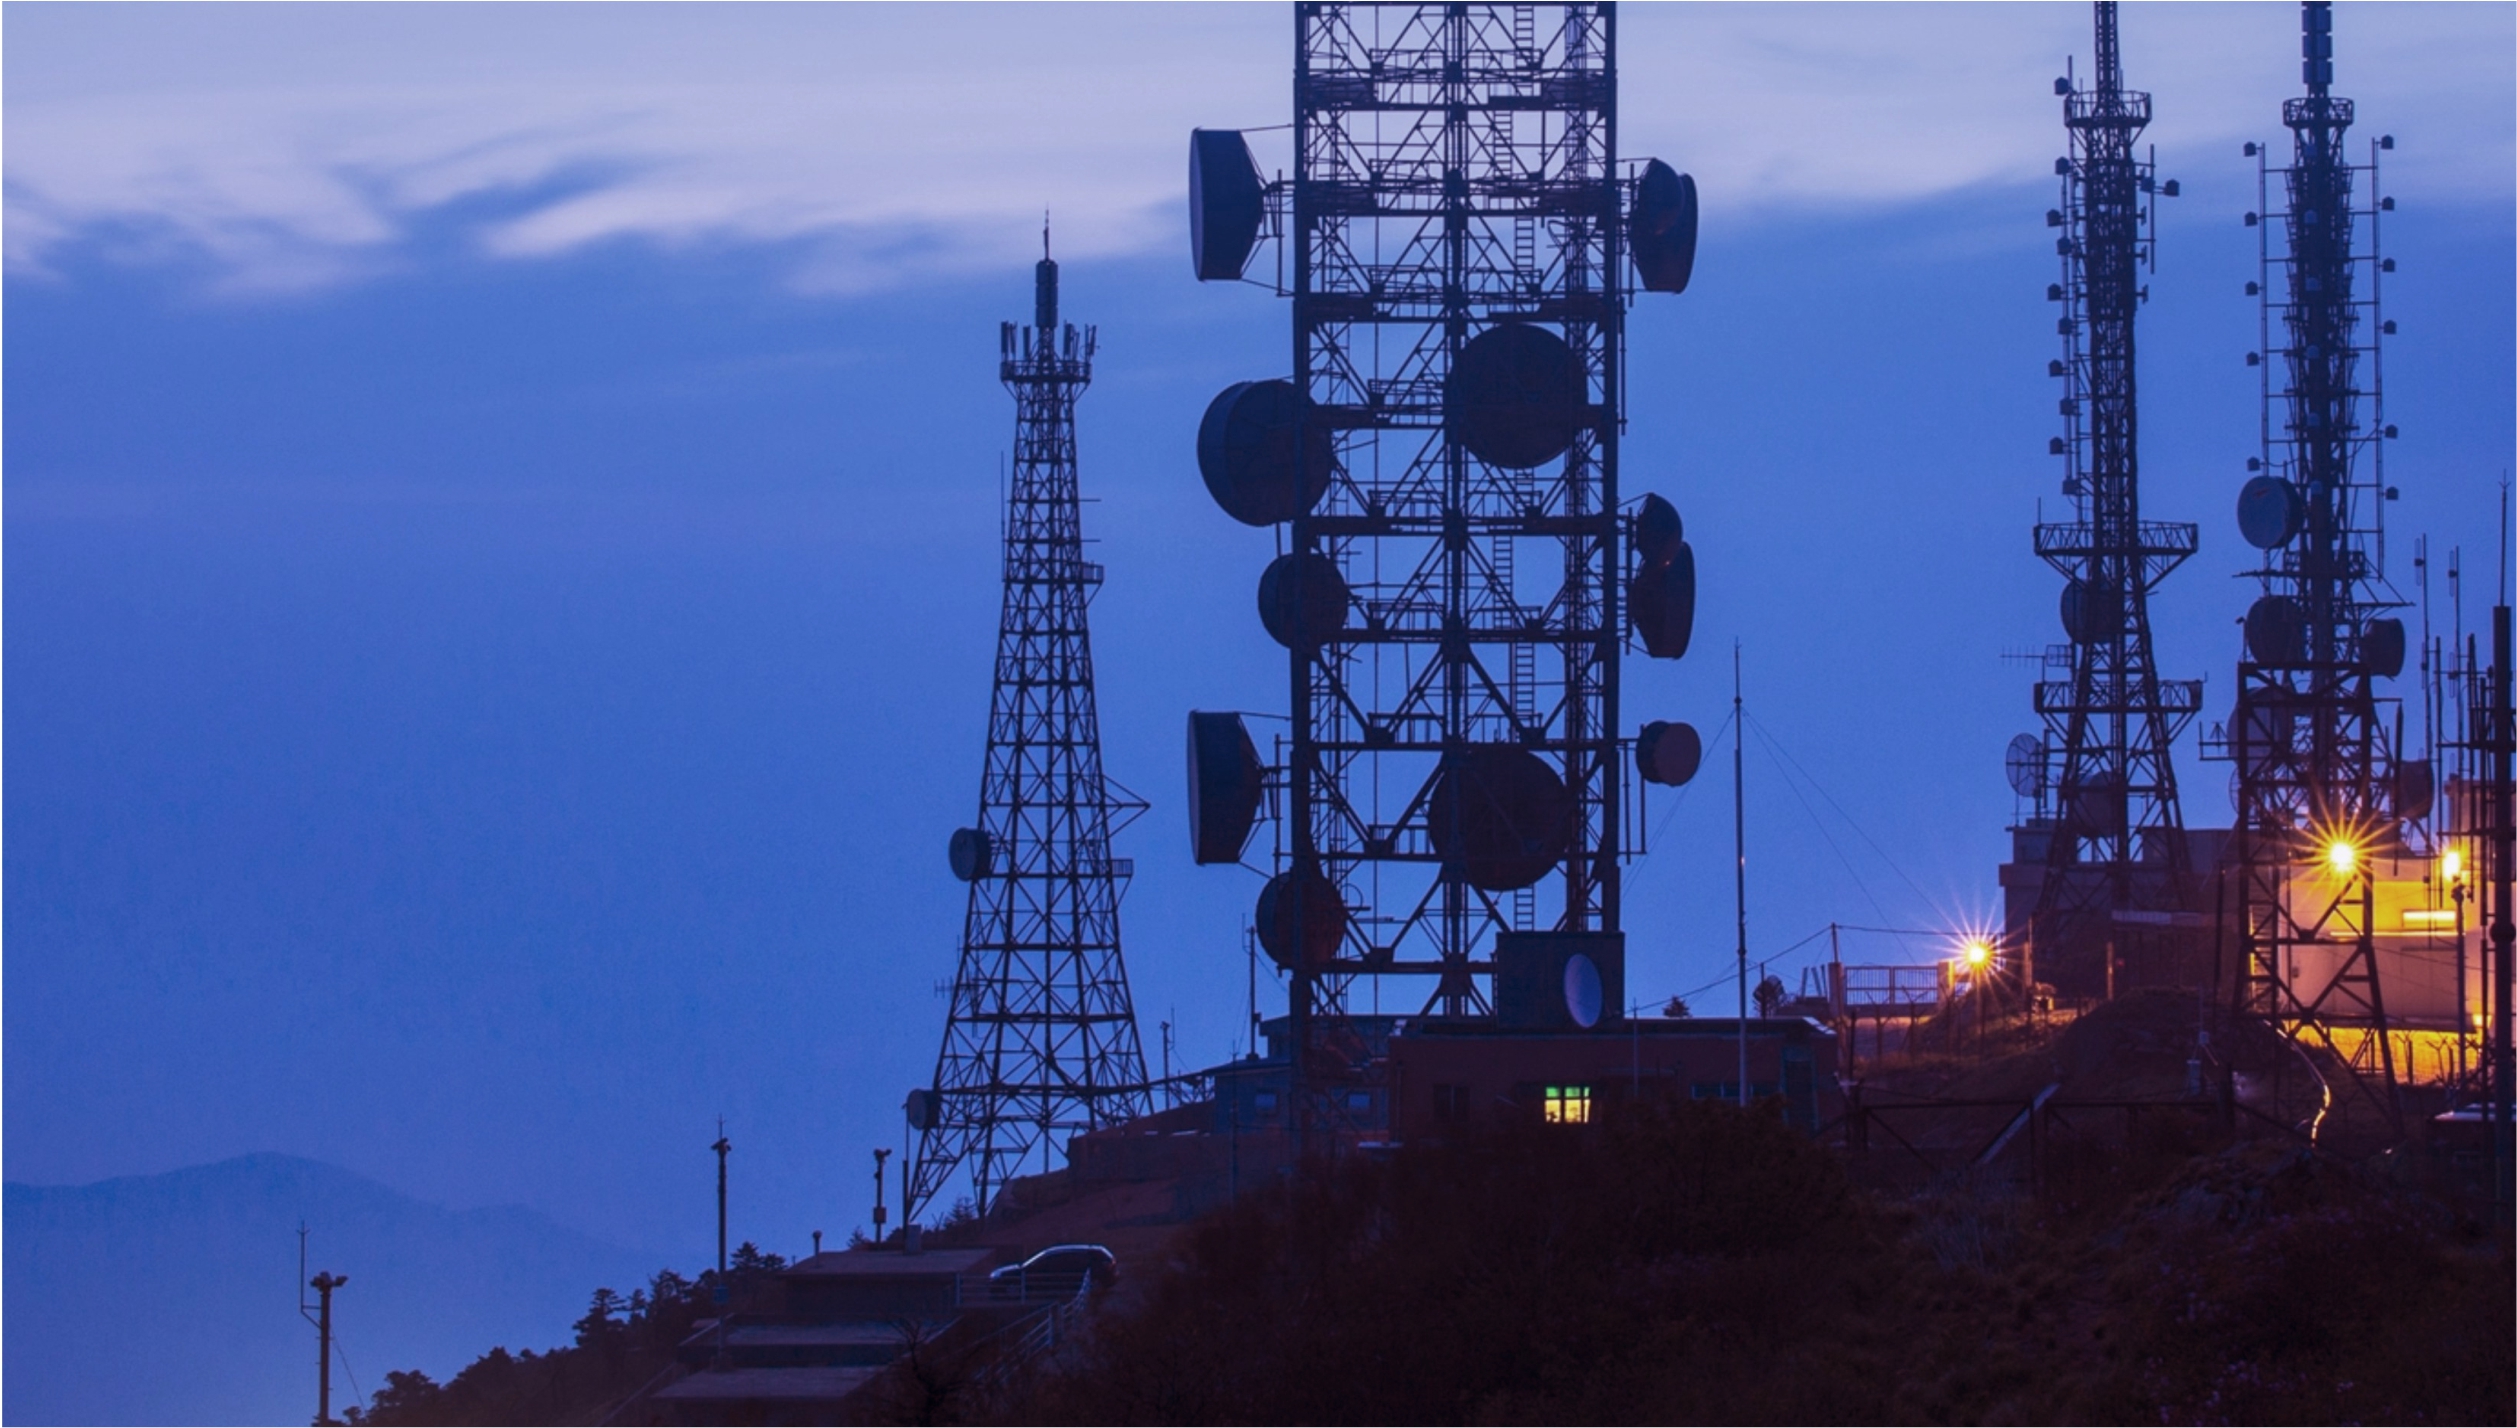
[712,1121,731,1279]
[1734,641,1749,1107]
[2493,606,2514,1214]
[872,1147,891,1247]
[711,1123,733,1365]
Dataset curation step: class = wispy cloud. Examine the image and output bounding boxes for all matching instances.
[5,3,2506,297]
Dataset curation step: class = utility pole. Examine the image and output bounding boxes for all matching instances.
[872,1148,890,1248]
[711,1123,732,1366]
[309,1271,346,1427]
[713,1124,731,1280]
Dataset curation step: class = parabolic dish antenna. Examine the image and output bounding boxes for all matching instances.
[1634,492,1683,565]
[1257,551,1351,649]
[1563,953,1605,1030]
[1445,322,1586,470]
[2396,759,2436,823]
[2245,594,2307,667]
[1627,160,1699,295]
[2236,475,2305,551]
[2005,734,2046,799]
[1197,379,1335,526]
[2362,617,2406,678]
[1189,129,1265,282]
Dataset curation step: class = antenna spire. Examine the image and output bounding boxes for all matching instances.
[1034,214,1059,333]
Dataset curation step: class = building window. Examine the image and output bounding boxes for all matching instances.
[1344,1091,1372,1116]
[1253,1090,1279,1117]
[1543,1085,1591,1124]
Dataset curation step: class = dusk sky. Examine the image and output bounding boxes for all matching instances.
[8,0,2512,1273]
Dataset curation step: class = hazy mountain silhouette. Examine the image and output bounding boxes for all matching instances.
[5,1153,658,1426]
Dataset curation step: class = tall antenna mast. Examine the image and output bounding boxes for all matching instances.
[2218,0,2409,1125]
[907,242,1152,1222]
[1187,2,1704,1152]
[2012,1,2199,1000]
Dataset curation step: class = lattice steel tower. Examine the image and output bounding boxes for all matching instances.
[1188,3,1700,1141]
[907,241,1151,1221]
[2018,1,2201,994]
[2219,0,2408,1099]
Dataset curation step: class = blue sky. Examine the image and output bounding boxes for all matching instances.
[7,1,2512,1274]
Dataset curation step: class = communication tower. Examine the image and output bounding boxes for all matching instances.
[906,239,1152,1220]
[2213,0,2412,1116]
[2009,1,2202,998]
[1186,3,1702,1144]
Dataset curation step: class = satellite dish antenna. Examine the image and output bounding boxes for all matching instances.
[1562,953,1604,1030]
[2061,578,2122,644]
[1257,551,1351,649]
[1256,864,1346,971]
[2361,617,2406,678]
[1629,542,1696,660]
[1187,712,1267,864]
[1627,160,1698,294]
[904,1088,942,1131]
[948,827,994,882]
[2245,594,2307,666]
[1428,745,1574,891]
[1189,129,1265,281]
[2396,758,2436,823]
[2236,474,2305,550]
[1445,322,1586,469]
[1636,720,1702,787]
[1633,493,1683,565]
[1197,380,1335,525]
[2005,734,2046,799]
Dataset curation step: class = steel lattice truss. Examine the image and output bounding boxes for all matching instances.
[2217,2,2407,1103]
[1284,1,1625,1035]
[909,275,1150,1221]
[2028,3,2202,944]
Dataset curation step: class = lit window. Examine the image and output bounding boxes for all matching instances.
[1543,1085,1591,1124]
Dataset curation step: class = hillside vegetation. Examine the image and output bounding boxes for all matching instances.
[1014,1098,2511,1426]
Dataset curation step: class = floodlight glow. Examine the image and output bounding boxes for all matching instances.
[2324,839,2358,876]
[2443,847,2465,882]
[1962,938,1993,969]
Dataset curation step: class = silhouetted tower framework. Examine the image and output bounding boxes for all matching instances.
[2019,1,2200,992]
[908,243,1151,1221]
[1188,3,1701,1145]
[2218,0,2409,1109]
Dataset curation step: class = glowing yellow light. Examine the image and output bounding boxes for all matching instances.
[1962,938,1993,969]
[2443,848,2465,882]
[2324,839,2358,876]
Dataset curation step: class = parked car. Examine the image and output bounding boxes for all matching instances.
[987,1244,1116,1303]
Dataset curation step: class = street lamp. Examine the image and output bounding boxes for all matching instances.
[2325,837,2359,877]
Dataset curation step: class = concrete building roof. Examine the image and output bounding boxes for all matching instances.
[652,1366,882,1403]
[784,1246,999,1277]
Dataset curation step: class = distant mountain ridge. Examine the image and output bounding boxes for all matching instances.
[5,1153,659,1427]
